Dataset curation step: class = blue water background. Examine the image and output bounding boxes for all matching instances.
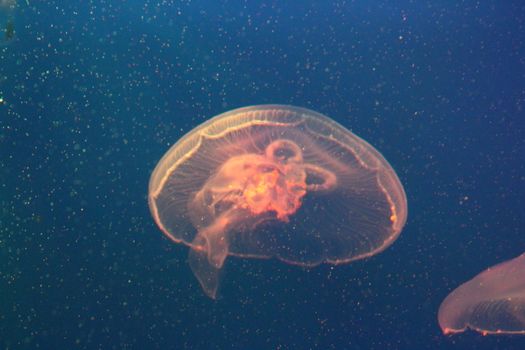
[1,1,524,349]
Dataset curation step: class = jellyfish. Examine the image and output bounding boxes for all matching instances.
[0,0,17,9]
[438,252,525,335]
[0,0,16,46]
[148,105,408,298]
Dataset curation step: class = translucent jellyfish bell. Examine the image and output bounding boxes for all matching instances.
[438,253,525,335]
[148,105,407,298]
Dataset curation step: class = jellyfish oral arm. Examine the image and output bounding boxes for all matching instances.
[195,216,230,269]
[188,244,221,299]
[188,214,231,299]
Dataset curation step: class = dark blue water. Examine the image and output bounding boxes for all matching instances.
[1,1,524,349]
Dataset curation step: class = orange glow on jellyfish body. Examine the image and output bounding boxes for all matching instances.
[242,165,303,221]
[198,139,318,225]
[148,105,408,298]
[240,140,311,221]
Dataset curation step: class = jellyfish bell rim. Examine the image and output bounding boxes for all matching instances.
[150,221,400,269]
[148,104,408,267]
[440,325,525,336]
[437,252,525,336]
